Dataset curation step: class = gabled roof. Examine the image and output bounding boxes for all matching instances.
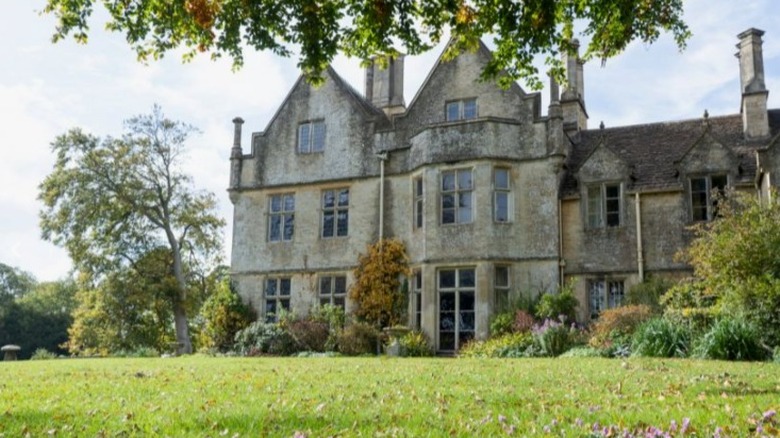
[254,66,389,138]
[561,109,780,196]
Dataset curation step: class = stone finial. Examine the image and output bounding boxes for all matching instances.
[232,117,244,154]
[599,121,605,130]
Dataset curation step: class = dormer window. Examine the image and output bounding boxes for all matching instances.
[587,183,621,228]
[690,175,727,221]
[298,120,326,153]
[446,98,477,122]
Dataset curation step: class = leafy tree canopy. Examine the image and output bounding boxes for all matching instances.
[42,0,690,89]
[0,263,37,301]
[39,106,225,354]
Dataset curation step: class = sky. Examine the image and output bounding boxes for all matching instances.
[1,1,779,282]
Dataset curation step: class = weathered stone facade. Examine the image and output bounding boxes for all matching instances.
[229,29,780,351]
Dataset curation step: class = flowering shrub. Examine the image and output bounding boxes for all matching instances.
[513,310,536,333]
[532,318,583,357]
[588,305,653,355]
[399,331,434,357]
[459,332,534,358]
[535,288,578,321]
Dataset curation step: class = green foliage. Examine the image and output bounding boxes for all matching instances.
[532,318,582,357]
[489,311,515,337]
[0,263,36,301]
[234,321,298,356]
[43,0,689,89]
[631,317,692,358]
[398,331,434,357]
[459,332,534,358]
[558,347,604,358]
[30,348,58,360]
[694,317,769,362]
[535,286,578,322]
[309,304,346,352]
[349,239,411,328]
[588,305,654,354]
[112,346,160,358]
[197,278,254,352]
[626,276,674,313]
[337,322,380,356]
[284,317,330,353]
[39,106,225,354]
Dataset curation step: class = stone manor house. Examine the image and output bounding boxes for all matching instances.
[229,28,779,352]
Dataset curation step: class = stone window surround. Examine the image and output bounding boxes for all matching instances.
[411,269,422,330]
[688,174,728,222]
[440,168,474,225]
[267,193,295,242]
[445,98,478,122]
[319,274,348,309]
[493,167,511,223]
[588,278,625,320]
[494,264,511,312]
[264,277,291,322]
[413,174,424,230]
[297,119,326,154]
[321,188,350,238]
[585,182,622,229]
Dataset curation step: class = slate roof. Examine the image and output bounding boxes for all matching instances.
[561,109,780,197]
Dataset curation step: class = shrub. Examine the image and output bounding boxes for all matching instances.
[459,332,534,358]
[309,304,346,352]
[490,312,515,337]
[399,331,434,357]
[589,305,654,355]
[198,279,254,352]
[631,317,692,358]
[774,347,780,364]
[338,322,380,356]
[234,322,298,356]
[694,317,769,361]
[513,310,536,333]
[285,317,330,352]
[535,288,578,322]
[532,318,581,357]
[113,346,159,358]
[349,239,411,328]
[30,348,58,360]
[626,276,674,313]
[559,346,604,358]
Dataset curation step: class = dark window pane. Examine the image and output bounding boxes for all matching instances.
[320,298,331,306]
[323,190,335,208]
[458,170,472,190]
[338,189,349,206]
[712,175,727,191]
[337,211,349,236]
[440,312,455,330]
[415,178,423,197]
[283,214,294,240]
[446,102,459,121]
[334,276,347,294]
[334,297,345,309]
[439,271,456,288]
[265,300,276,316]
[284,195,295,212]
[459,269,475,288]
[459,292,475,311]
[442,209,455,224]
[280,278,291,296]
[322,211,334,237]
[298,124,310,153]
[270,195,282,212]
[312,122,326,152]
[690,178,707,192]
[495,266,509,287]
[459,192,472,223]
[280,299,290,311]
[440,293,456,311]
[414,271,422,289]
[269,215,281,241]
[459,312,475,332]
[495,192,509,222]
[439,332,455,351]
[494,169,509,189]
[442,172,455,191]
[463,99,477,119]
[320,277,331,295]
[442,194,455,209]
[415,200,423,228]
[265,279,277,296]
[605,185,620,198]
[458,332,474,349]
[606,211,620,227]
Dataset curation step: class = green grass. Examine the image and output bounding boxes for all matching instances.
[1,357,778,436]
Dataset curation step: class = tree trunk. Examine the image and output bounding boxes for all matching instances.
[166,229,192,354]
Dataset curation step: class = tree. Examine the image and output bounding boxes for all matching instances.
[42,0,689,89]
[197,276,254,352]
[669,191,780,347]
[39,106,224,354]
[0,263,36,302]
[349,239,411,328]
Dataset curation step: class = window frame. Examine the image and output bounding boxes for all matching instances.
[267,193,295,242]
[297,120,326,154]
[437,267,476,352]
[440,169,474,225]
[588,278,625,320]
[445,98,478,122]
[319,274,347,310]
[411,270,422,330]
[585,182,622,229]
[493,167,511,223]
[689,174,728,222]
[413,175,424,230]
[321,188,349,238]
[264,277,291,323]
[494,265,511,312]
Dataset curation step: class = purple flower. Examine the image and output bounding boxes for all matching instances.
[681,417,690,433]
[669,420,677,432]
[713,427,724,438]
[575,418,584,427]
[498,414,506,424]
[763,409,776,422]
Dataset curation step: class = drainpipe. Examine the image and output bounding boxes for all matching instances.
[635,192,644,282]
[376,152,388,246]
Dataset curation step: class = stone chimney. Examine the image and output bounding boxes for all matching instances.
[365,55,406,116]
[560,40,588,133]
[736,28,769,139]
[229,117,244,203]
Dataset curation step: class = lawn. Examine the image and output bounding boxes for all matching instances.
[0,356,778,437]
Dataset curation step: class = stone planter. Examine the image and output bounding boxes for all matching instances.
[2,345,21,361]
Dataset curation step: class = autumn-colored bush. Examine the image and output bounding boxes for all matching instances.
[349,239,411,328]
[588,305,654,353]
[285,317,330,352]
[513,310,536,333]
[337,322,380,356]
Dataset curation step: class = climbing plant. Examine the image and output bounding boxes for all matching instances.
[349,239,411,328]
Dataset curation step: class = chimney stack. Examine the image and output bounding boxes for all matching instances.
[736,28,769,139]
[364,55,406,116]
[560,40,588,133]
